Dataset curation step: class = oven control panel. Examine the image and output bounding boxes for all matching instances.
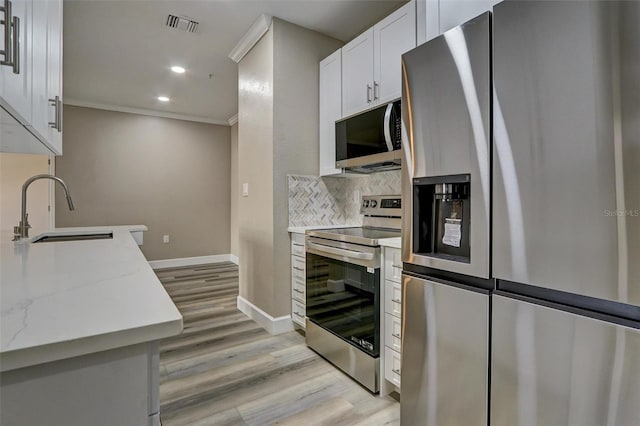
[361,195,402,217]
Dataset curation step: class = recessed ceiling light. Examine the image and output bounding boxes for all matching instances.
[157,96,170,102]
[171,66,185,74]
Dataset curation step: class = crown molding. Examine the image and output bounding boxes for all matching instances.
[63,99,230,126]
[228,114,238,126]
[228,14,272,63]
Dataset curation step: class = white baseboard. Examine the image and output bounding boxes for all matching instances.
[230,254,239,265]
[236,296,294,335]
[149,254,234,270]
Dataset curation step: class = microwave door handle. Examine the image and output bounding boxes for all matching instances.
[383,103,394,152]
[307,242,374,261]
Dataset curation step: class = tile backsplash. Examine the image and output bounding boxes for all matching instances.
[288,170,401,227]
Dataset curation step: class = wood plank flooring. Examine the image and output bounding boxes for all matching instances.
[156,262,400,426]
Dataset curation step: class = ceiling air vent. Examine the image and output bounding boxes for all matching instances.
[165,14,199,33]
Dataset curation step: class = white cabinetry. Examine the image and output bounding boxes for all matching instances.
[29,0,62,154]
[0,0,31,122]
[319,50,342,177]
[381,246,402,393]
[341,28,374,117]
[290,232,306,328]
[0,0,62,155]
[418,0,503,44]
[439,0,495,34]
[341,1,416,118]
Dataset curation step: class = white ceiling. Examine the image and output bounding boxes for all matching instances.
[63,0,407,124]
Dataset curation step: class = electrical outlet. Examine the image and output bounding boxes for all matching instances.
[163,235,170,244]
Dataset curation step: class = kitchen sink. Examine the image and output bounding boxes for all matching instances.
[32,233,113,243]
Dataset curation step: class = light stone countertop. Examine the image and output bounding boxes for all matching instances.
[0,225,183,372]
[287,224,360,234]
[378,237,401,249]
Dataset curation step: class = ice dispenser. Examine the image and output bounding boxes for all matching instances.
[413,174,471,262]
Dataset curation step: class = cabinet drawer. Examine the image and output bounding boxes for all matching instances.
[292,300,306,328]
[384,247,402,282]
[292,256,306,280]
[384,279,402,318]
[292,276,306,302]
[384,346,401,388]
[291,241,305,257]
[384,313,402,353]
[291,256,306,302]
[291,233,305,257]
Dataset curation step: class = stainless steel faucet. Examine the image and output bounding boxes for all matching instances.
[13,174,75,241]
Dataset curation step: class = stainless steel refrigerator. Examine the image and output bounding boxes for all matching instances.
[401,11,493,426]
[401,1,639,425]
[491,1,639,425]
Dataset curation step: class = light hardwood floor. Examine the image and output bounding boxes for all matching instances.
[156,262,400,426]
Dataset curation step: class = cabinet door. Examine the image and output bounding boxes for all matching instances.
[0,0,32,123]
[384,247,402,283]
[374,1,416,104]
[319,50,342,176]
[30,0,61,154]
[341,28,374,118]
[384,346,402,388]
[439,0,495,35]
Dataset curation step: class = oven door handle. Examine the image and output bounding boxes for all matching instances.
[307,242,374,261]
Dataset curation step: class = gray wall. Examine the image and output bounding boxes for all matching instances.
[56,105,231,261]
[0,153,51,236]
[237,19,342,319]
[238,27,275,312]
[272,20,343,315]
[230,122,239,258]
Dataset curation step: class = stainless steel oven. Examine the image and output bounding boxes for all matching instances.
[304,195,401,393]
[306,238,381,356]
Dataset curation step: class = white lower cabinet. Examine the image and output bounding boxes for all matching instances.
[290,232,306,329]
[384,313,402,353]
[291,299,306,328]
[381,246,402,392]
[384,346,402,388]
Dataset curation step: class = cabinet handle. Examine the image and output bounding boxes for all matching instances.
[10,13,17,73]
[0,0,11,66]
[392,368,401,375]
[392,298,402,304]
[48,96,62,132]
[392,264,402,268]
[294,311,303,317]
[367,84,372,103]
[293,266,304,271]
[293,289,304,294]
[373,81,379,100]
[392,333,401,339]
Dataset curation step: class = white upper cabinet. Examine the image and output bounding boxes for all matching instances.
[439,0,494,34]
[0,0,62,155]
[341,28,374,118]
[319,50,343,177]
[0,0,32,123]
[373,1,416,104]
[29,0,62,154]
[342,1,416,118]
[418,0,503,44]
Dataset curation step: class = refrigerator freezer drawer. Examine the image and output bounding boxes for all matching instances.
[401,274,489,426]
[492,295,640,426]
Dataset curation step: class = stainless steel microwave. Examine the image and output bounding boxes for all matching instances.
[335,100,402,173]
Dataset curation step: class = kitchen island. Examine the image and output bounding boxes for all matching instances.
[0,225,183,426]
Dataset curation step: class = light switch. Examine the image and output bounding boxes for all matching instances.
[242,183,249,197]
